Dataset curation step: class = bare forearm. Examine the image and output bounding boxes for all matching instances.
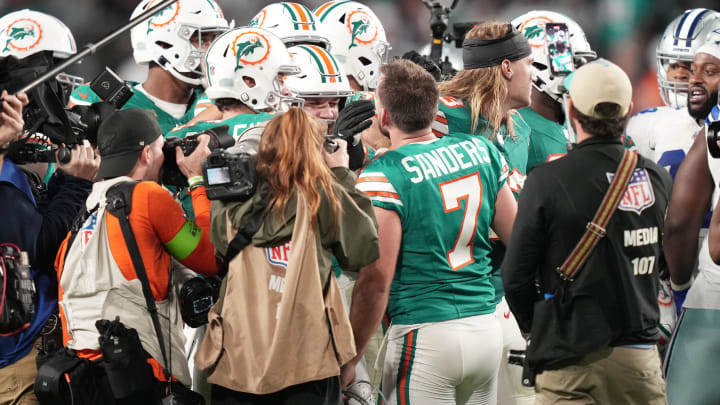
[664,132,713,285]
[664,223,700,284]
[348,271,390,362]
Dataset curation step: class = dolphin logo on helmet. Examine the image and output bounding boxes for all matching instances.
[235,38,266,71]
[3,19,42,52]
[145,1,181,34]
[349,17,369,48]
[346,10,377,48]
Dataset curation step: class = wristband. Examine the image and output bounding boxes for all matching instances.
[188,176,204,187]
[670,278,692,291]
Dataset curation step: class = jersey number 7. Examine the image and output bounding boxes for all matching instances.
[439,173,483,270]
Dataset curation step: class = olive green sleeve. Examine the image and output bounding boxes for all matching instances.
[321,168,379,272]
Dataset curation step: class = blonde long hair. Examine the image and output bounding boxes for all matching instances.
[257,108,342,227]
[438,21,517,140]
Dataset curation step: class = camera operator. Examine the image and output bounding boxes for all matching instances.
[54,108,217,403]
[195,108,379,404]
[0,89,99,405]
[0,8,86,183]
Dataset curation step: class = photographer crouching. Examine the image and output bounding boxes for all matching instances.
[51,108,217,404]
[0,89,99,404]
[195,108,379,404]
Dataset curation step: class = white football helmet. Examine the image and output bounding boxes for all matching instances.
[0,9,82,91]
[130,0,230,86]
[512,11,596,103]
[203,27,302,112]
[314,1,390,91]
[0,9,76,59]
[285,44,353,98]
[249,3,330,50]
[656,9,720,109]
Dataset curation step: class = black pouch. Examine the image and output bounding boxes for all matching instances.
[96,317,155,399]
[526,285,614,372]
[0,245,36,334]
[34,347,90,404]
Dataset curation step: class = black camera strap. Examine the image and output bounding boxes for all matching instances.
[219,195,269,278]
[105,181,171,381]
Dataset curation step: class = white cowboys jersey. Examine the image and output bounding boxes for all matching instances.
[625,106,702,179]
[626,105,702,347]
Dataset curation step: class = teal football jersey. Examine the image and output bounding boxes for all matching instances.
[432,96,530,198]
[167,112,279,140]
[520,107,568,173]
[520,107,636,173]
[192,91,215,117]
[349,90,375,105]
[68,83,204,135]
[356,133,508,325]
[432,96,530,304]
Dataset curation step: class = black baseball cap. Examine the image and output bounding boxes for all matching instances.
[96,108,163,179]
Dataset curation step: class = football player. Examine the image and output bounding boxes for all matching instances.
[664,27,720,405]
[511,11,597,173]
[67,0,229,134]
[626,8,719,176]
[169,27,301,151]
[627,9,720,353]
[431,20,535,405]
[352,58,517,405]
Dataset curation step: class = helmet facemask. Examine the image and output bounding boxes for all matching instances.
[657,55,692,109]
[155,25,228,86]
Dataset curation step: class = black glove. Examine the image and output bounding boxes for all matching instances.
[334,100,375,170]
[402,50,442,81]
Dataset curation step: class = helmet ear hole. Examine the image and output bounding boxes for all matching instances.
[243,76,257,88]
[358,57,372,66]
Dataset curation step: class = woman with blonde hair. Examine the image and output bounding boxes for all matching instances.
[434,20,537,405]
[197,108,379,405]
